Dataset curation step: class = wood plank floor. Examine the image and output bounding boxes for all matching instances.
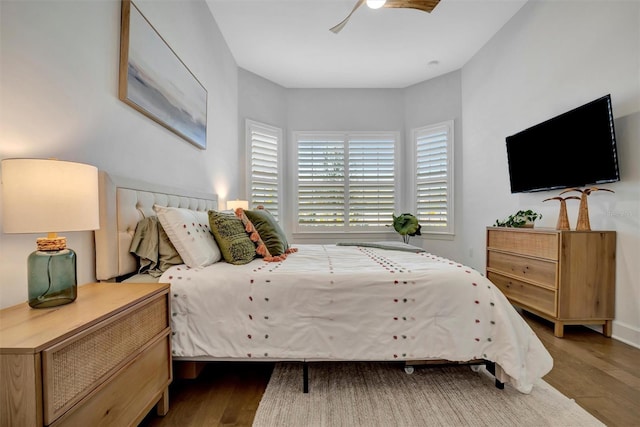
[140,312,640,427]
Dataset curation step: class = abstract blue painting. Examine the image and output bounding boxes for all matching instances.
[119,0,207,149]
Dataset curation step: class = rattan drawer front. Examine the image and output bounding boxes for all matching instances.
[487,251,557,289]
[43,296,168,425]
[489,272,556,317]
[52,336,170,427]
[487,229,558,260]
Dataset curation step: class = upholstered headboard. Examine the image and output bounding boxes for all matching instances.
[95,171,218,281]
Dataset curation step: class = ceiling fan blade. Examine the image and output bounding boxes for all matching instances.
[330,0,367,34]
[383,0,441,13]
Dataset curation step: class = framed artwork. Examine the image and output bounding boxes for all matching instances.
[119,0,207,149]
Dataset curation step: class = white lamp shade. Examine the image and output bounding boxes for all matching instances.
[226,199,249,211]
[1,159,100,233]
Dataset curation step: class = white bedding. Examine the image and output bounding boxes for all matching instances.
[160,244,552,393]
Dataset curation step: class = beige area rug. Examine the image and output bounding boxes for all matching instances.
[252,362,604,427]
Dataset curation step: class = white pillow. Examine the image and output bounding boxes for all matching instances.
[153,205,222,268]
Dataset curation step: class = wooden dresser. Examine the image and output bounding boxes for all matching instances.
[486,227,616,338]
[0,282,171,426]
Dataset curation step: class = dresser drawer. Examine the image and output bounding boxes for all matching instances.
[42,295,169,424]
[488,272,556,317]
[52,336,170,427]
[487,251,557,289]
[487,229,558,260]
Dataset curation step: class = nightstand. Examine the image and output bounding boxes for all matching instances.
[0,282,171,426]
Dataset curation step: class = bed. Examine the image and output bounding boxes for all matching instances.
[95,172,553,394]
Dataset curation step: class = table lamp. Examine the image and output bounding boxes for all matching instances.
[1,158,99,308]
[226,199,249,211]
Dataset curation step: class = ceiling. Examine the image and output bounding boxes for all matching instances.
[205,0,528,89]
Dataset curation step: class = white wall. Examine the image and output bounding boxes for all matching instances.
[283,88,408,244]
[403,71,462,261]
[461,0,640,346]
[0,0,239,308]
[237,68,287,200]
[238,74,464,254]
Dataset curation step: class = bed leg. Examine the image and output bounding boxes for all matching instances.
[303,362,309,393]
[485,361,505,389]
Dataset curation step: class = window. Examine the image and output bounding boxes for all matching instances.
[412,121,454,235]
[294,131,398,231]
[246,119,282,220]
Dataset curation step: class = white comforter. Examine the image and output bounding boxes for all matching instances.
[160,244,553,393]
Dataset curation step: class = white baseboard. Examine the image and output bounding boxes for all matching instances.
[612,321,640,349]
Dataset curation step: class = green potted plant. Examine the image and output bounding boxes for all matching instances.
[494,209,542,228]
[391,213,422,243]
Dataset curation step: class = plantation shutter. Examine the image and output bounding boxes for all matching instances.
[247,120,281,220]
[297,134,346,227]
[348,135,396,227]
[414,121,454,234]
[295,132,398,230]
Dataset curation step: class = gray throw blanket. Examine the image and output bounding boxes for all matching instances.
[336,241,426,253]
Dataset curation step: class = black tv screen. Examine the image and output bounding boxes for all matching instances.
[506,94,620,193]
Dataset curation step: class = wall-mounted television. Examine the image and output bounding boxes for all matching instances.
[506,94,620,193]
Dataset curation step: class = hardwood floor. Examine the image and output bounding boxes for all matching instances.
[140,312,640,427]
[523,311,640,427]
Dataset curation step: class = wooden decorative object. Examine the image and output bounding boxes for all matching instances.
[543,196,580,230]
[560,187,615,231]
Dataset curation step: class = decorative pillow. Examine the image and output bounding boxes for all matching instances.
[154,205,222,268]
[232,208,286,262]
[208,210,256,265]
[243,207,290,256]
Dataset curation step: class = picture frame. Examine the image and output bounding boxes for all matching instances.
[119,0,207,149]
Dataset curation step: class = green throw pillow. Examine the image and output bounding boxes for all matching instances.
[244,208,289,256]
[208,210,256,265]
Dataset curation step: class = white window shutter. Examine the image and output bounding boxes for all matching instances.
[297,134,346,227]
[348,135,396,227]
[413,121,454,234]
[295,132,398,231]
[247,120,281,220]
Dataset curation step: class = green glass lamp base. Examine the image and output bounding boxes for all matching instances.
[27,248,77,309]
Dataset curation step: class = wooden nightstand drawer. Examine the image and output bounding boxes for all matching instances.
[52,336,170,426]
[488,272,556,317]
[487,251,557,289]
[42,296,168,424]
[487,229,558,260]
